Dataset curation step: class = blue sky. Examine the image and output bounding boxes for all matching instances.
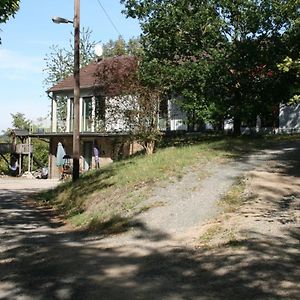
[0,0,141,132]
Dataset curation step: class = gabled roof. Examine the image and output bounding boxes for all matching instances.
[47,63,98,92]
[47,55,138,94]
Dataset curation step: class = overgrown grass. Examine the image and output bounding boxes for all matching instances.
[35,135,298,232]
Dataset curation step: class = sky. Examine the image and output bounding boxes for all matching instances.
[0,0,141,132]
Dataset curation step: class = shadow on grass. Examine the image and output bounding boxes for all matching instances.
[88,215,133,234]
[158,132,223,148]
[34,166,119,215]
[87,215,170,243]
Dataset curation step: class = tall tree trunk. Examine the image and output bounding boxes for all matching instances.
[233,90,242,136]
[233,116,241,136]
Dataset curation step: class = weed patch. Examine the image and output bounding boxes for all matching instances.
[218,178,247,213]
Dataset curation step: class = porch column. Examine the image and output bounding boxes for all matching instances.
[79,97,83,132]
[66,98,71,132]
[27,137,31,173]
[91,96,96,132]
[51,95,57,132]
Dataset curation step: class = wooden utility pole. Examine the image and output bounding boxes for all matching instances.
[73,0,80,181]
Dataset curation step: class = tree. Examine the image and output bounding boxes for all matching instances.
[102,35,143,58]
[94,55,162,154]
[10,112,31,131]
[0,0,19,43]
[44,31,142,88]
[121,0,300,134]
[278,56,300,104]
[44,27,97,88]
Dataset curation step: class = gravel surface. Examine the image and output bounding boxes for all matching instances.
[101,147,277,247]
[134,150,272,235]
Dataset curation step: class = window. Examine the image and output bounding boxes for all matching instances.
[82,97,93,132]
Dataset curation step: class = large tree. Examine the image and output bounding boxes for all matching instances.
[94,56,162,154]
[121,0,300,134]
[44,27,98,88]
[0,0,20,43]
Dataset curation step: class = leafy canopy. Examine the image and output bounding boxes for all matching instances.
[121,0,300,133]
[0,0,20,43]
[0,0,19,24]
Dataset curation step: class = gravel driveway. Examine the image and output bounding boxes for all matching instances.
[0,142,299,299]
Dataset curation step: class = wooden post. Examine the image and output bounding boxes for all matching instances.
[28,137,31,173]
[51,95,58,132]
[72,0,80,182]
[19,153,22,176]
[66,98,71,132]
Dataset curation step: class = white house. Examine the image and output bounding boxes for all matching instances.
[39,55,187,178]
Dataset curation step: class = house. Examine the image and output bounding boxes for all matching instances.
[36,55,186,178]
[279,103,300,133]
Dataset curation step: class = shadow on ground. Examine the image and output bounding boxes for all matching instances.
[1,141,300,299]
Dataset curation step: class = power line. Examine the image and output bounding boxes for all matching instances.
[96,0,122,37]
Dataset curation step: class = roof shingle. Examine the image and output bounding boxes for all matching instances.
[47,55,137,94]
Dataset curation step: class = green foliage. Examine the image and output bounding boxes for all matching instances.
[44,27,97,88]
[10,112,31,130]
[0,0,19,22]
[278,56,300,105]
[0,0,19,43]
[102,35,143,58]
[121,0,300,134]
[94,56,163,154]
[44,31,143,89]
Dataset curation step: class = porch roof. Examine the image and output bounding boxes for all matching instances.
[29,132,132,139]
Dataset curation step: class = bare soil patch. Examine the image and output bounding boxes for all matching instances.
[194,142,300,299]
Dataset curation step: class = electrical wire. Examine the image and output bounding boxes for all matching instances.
[95,0,122,37]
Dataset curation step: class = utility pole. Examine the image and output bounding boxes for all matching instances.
[73,0,80,181]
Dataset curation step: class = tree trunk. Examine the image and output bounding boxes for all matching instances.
[233,116,241,136]
[233,90,242,136]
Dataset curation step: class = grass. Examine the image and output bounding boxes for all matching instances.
[199,224,223,244]
[218,178,247,213]
[35,134,299,232]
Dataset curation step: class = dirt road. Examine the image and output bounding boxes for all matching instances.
[0,142,299,299]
